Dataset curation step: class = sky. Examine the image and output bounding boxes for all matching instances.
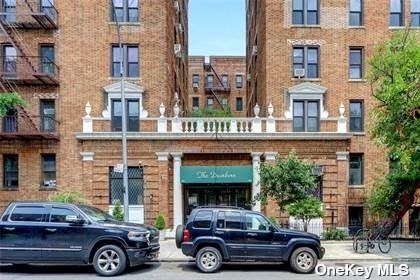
[188,0,246,56]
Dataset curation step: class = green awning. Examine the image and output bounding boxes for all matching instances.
[181,165,253,184]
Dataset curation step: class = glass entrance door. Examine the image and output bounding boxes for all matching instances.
[184,185,251,221]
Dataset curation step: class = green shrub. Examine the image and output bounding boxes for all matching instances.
[322,228,347,240]
[155,214,166,230]
[189,108,233,118]
[268,216,278,225]
[112,200,124,222]
[48,191,88,204]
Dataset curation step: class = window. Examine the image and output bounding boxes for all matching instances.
[193,210,213,229]
[49,207,77,223]
[349,0,363,26]
[192,74,199,87]
[109,166,143,205]
[221,74,228,88]
[40,99,56,132]
[40,45,55,75]
[245,213,271,231]
[2,45,16,74]
[293,47,319,78]
[206,74,214,88]
[222,98,228,109]
[236,97,243,111]
[236,75,243,88]
[292,0,319,25]
[207,97,214,109]
[217,211,241,229]
[3,154,18,188]
[411,0,420,26]
[10,205,45,222]
[192,97,199,110]
[349,48,363,79]
[111,99,139,132]
[112,45,139,77]
[349,154,363,185]
[1,0,16,22]
[293,100,319,132]
[41,0,56,21]
[111,0,138,22]
[41,154,56,187]
[390,0,403,26]
[349,101,363,132]
[2,107,17,133]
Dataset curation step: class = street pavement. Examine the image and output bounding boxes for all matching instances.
[1,241,420,280]
[1,261,420,280]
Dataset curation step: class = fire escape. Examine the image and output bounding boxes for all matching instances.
[204,62,230,110]
[0,0,59,140]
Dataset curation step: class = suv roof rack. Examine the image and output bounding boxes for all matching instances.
[195,205,245,210]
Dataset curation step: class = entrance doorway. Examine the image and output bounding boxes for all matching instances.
[348,206,363,235]
[184,184,251,221]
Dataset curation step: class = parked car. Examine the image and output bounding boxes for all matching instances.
[175,206,325,273]
[0,201,159,276]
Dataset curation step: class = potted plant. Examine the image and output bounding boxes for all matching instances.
[155,214,166,241]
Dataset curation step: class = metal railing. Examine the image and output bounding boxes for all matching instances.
[0,56,59,84]
[1,115,58,134]
[0,0,58,28]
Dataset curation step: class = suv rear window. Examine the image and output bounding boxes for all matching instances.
[217,211,241,229]
[193,210,213,228]
[10,205,46,222]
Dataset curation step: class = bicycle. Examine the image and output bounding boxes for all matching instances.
[352,228,370,251]
[354,227,392,254]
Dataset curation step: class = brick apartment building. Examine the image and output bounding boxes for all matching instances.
[188,56,247,117]
[0,0,418,235]
[246,0,419,233]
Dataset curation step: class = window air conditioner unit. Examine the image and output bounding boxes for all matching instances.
[178,23,183,33]
[252,45,258,56]
[174,1,180,14]
[174,44,182,58]
[192,82,199,89]
[294,68,305,78]
[43,179,56,188]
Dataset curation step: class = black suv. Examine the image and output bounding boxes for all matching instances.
[175,206,324,273]
[0,202,159,276]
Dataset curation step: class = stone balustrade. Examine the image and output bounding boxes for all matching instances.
[81,102,349,135]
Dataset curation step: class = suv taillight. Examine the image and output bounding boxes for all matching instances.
[183,229,191,242]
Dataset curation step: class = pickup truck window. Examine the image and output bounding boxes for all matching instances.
[216,211,241,229]
[193,210,213,229]
[10,205,46,222]
[49,207,78,223]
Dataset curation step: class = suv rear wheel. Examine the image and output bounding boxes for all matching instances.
[93,245,127,276]
[195,246,222,273]
[289,247,317,273]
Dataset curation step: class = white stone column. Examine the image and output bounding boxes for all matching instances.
[171,152,183,228]
[251,152,263,212]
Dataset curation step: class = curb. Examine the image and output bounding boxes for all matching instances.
[155,258,420,263]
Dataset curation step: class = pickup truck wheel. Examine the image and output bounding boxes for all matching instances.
[175,225,184,249]
[196,246,222,273]
[289,247,317,274]
[93,245,127,276]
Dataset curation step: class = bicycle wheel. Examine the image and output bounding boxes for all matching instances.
[355,236,369,254]
[353,229,369,251]
[378,237,391,253]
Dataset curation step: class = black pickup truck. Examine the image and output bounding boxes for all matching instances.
[176,206,325,273]
[0,201,159,276]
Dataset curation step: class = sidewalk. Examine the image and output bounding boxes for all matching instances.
[158,239,420,262]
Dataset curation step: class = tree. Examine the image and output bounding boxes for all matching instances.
[256,150,317,224]
[288,197,323,232]
[112,200,124,222]
[0,92,26,117]
[367,30,420,233]
[48,191,88,204]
